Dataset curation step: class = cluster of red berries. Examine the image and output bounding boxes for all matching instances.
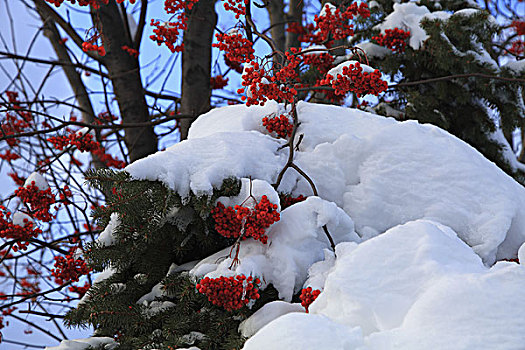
[239,60,298,106]
[224,57,244,73]
[15,182,56,222]
[150,20,185,53]
[45,0,135,9]
[196,275,261,311]
[509,40,524,56]
[82,41,106,56]
[92,147,127,169]
[372,28,411,53]
[303,3,370,44]
[320,62,388,98]
[8,172,25,186]
[150,0,198,52]
[121,45,139,58]
[0,206,42,252]
[262,114,293,138]
[512,20,525,36]
[59,185,73,205]
[3,91,34,148]
[280,194,306,210]
[95,111,118,125]
[48,130,100,152]
[214,32,255,64]
[0,150,21,161]
[300,287,321,313]
[18,278,41,296]
[210,75,229,89]
[212,195,280,244]
[221,0,247,19]
[52,247,91,285]
[69,282,91,298]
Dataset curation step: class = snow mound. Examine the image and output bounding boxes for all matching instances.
[244,220,525,350]
[243,313,367,350]
[24,172,49,190]
[181,101,525,263]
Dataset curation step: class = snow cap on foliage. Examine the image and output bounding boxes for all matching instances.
[238,300,304,337]
[95,212,120,247]
[24,172,49,190]
[45,337,117,350]
[375,2,450,50]
[12,211,33,227]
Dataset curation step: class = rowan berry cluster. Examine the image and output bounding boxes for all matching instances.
[69,282,91,298]
[280,194,306,210]
[221,0,247,19]
[214,32,255,64]
[92,147,127,169]
[45,0,135,9]
[52,247,91,285]
[512,20,525,36]
[18,278,41,296]
[48,130,100,152]
[121,45,139,58]
[15,182,56,222]
[320,62,388,97]
[302,3,370,45]
[0,150,21,161]
[150,20,185,53]
[82,41,106,56]
[509,40,524,56]
[225,57,244,73]
[2,91,34,148]
[262,114,293,138]
[0,206,42,252]
[300,287,321,313]
[210,75,229,89]
[196,275,261,311]
[239,59,298,106]
[150,0,199,52]
[212,195,280,244]
[372,28,411,53]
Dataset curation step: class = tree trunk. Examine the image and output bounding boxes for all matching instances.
[92,2,157,162]
[179,0,217,140]
[267,0,286,68]
[285,0,303,50]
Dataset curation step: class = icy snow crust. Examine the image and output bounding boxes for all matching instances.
[121,101,525,348]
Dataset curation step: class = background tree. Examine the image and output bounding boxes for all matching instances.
[0,0,523,348]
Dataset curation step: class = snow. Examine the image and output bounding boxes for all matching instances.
[243,313,367,350]
[24,172,49,190]
[45,337,117,350]
[238,300,304,337]
[354,41,391,59]
[244,220,525,350]
[327,60,376,77]
[303,44,329,56]
[12,211,33,227]
[95,212,120,246]
[126,131,286,200]
[504,59,525,74]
